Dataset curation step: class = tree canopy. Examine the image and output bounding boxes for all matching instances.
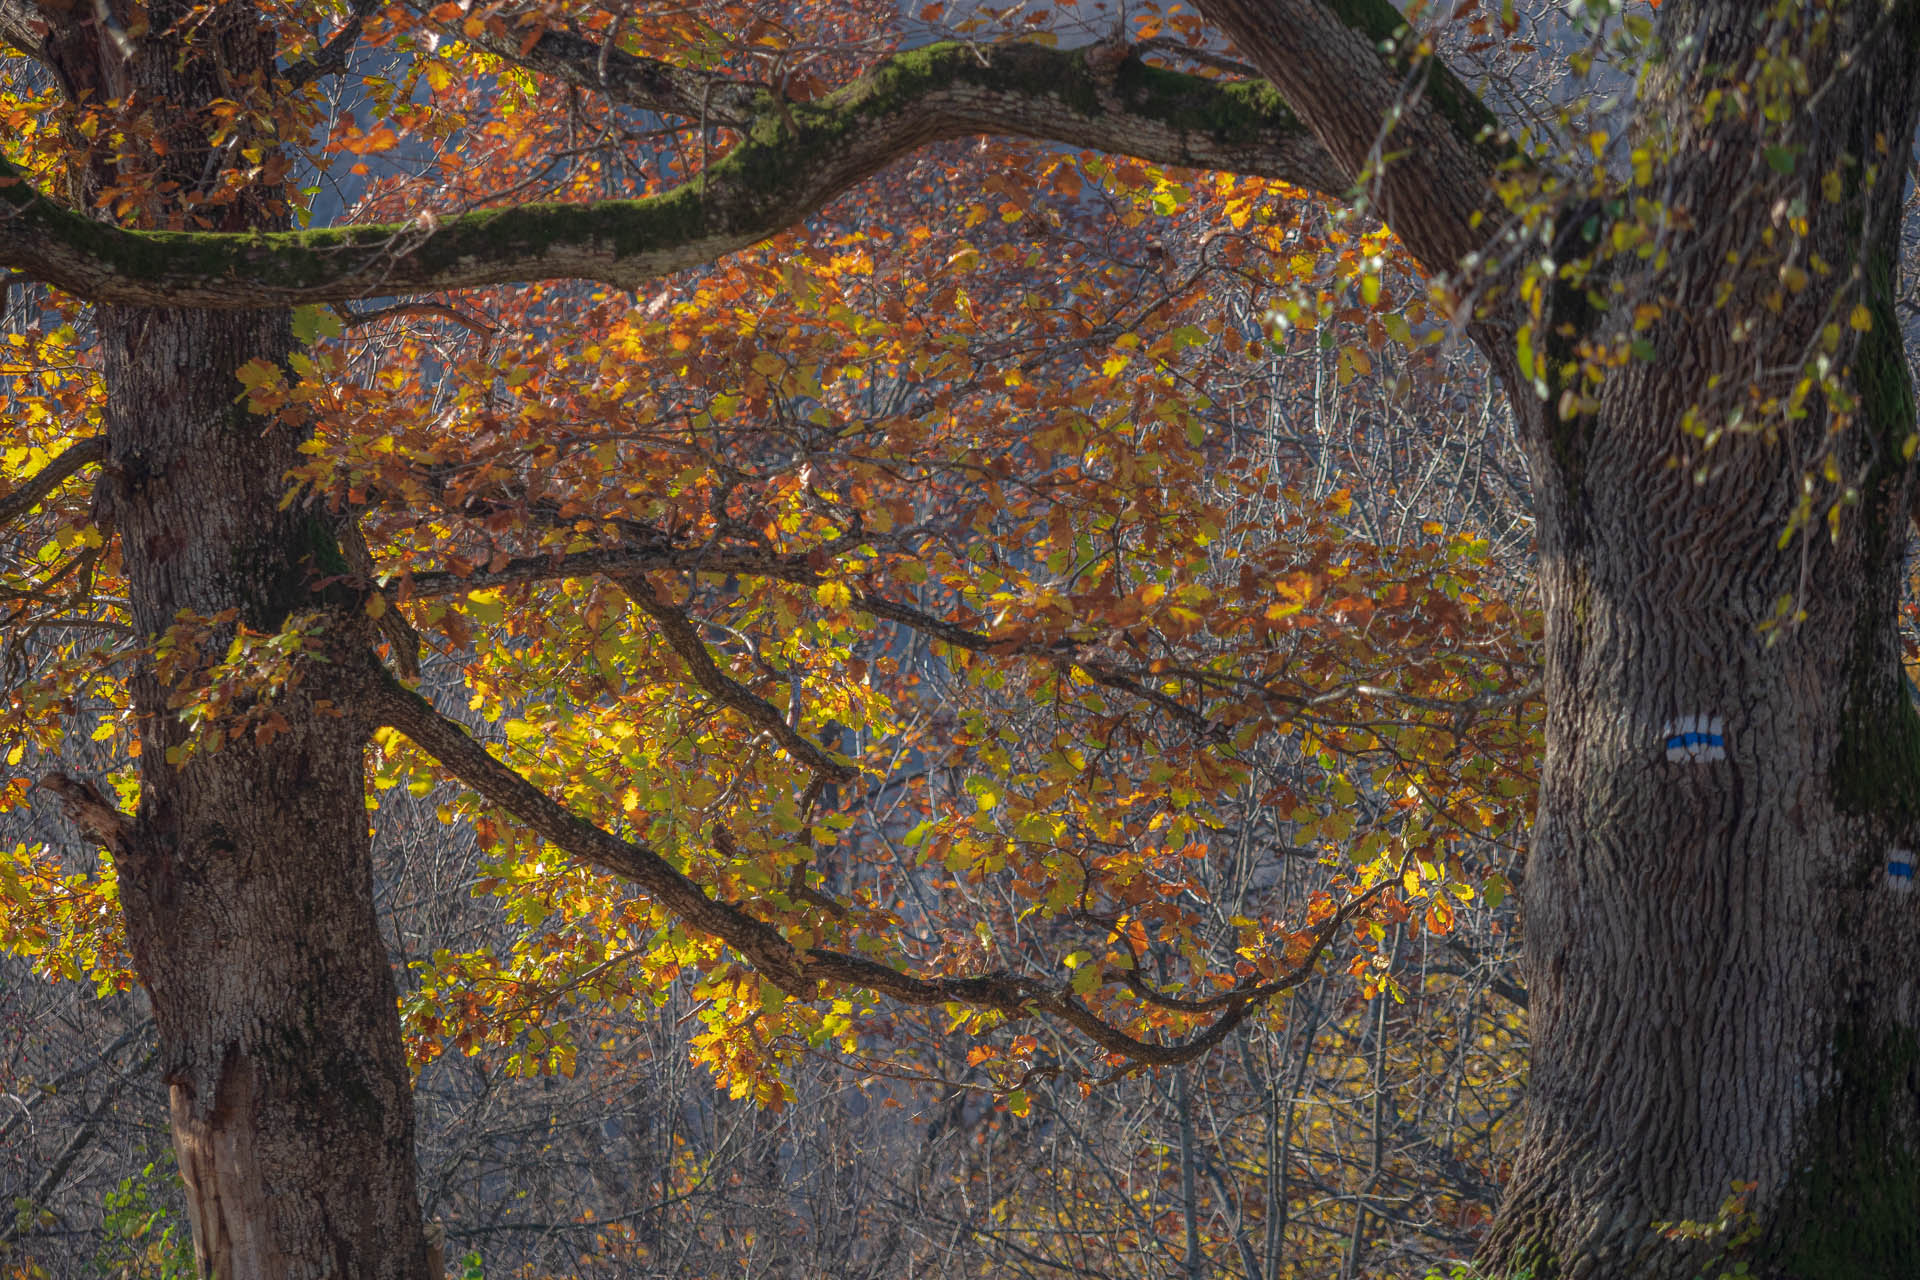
[4,0,1919,1277]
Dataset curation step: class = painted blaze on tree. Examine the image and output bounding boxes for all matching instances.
[2,0,1919,1277]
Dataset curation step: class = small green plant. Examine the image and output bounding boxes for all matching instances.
[1423,1263,1531,1280]
[93,1160,195,1280]
[1654,1182,1761,1280]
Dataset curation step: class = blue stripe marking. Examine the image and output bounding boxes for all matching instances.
[1666,733,1725,749]
[1890,862,1915,879]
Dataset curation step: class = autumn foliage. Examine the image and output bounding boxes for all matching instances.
[1,0,1547,1273]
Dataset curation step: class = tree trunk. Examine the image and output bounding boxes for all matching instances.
[103,306,430,1279]
[54,6,435,1276]
[1478,4,1920,1275]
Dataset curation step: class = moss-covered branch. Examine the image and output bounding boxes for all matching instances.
[0,40,1343,309]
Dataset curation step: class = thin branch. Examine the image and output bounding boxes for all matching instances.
[1133,35,1264,80]
[0,1016,152,1149]
[335,300,495,335]
[406,540,1222,738]
[402,544,795,595]
[1443,938,1528,1010]
[279,0,381,91]
[0,1049,156,1245]
[614,571,857,782]
[462,18,770,126]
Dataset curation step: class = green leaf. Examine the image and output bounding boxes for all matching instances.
[290,305,343,344]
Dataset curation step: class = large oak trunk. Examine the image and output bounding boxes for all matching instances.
[1484,391,1920,1278]
[63,6,435,1276]
[1477,4,1920,1275]
[103,305,430,1278]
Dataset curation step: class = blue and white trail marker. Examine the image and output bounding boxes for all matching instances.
[1888,849,1915,895]
[1661,714,1726,764]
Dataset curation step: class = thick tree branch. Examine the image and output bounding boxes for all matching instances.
[36,772,136,859]
[0,0,47,60]
[613,571,858,783]
[0,41,1344,307]
[0,436,105,528]
[1189,0,1504,274]
[338,515,422,679]
[363,667,1365,1067]
[366,666,820,990]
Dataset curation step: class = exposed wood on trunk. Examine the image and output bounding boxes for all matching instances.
[18,2,440,1273]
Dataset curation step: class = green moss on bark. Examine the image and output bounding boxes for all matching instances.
[1774,1021,1920,1278]
[5,41,1320,301]
[1322,0,1506,164]
[1832,244,1920,826]
[1110,59,1299,141]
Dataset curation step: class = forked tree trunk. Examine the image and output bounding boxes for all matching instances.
[51,7,435,1277]
[1476,5,1920,1276]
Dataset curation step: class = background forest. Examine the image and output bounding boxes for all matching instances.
[1,0,1905,1276]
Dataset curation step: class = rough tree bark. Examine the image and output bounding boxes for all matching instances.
[1479,8,1920,1275]
[102,302,431,1280]
[28,5,433,1277]
[1177,0,1920,1274]
[1,5,1347,1276]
